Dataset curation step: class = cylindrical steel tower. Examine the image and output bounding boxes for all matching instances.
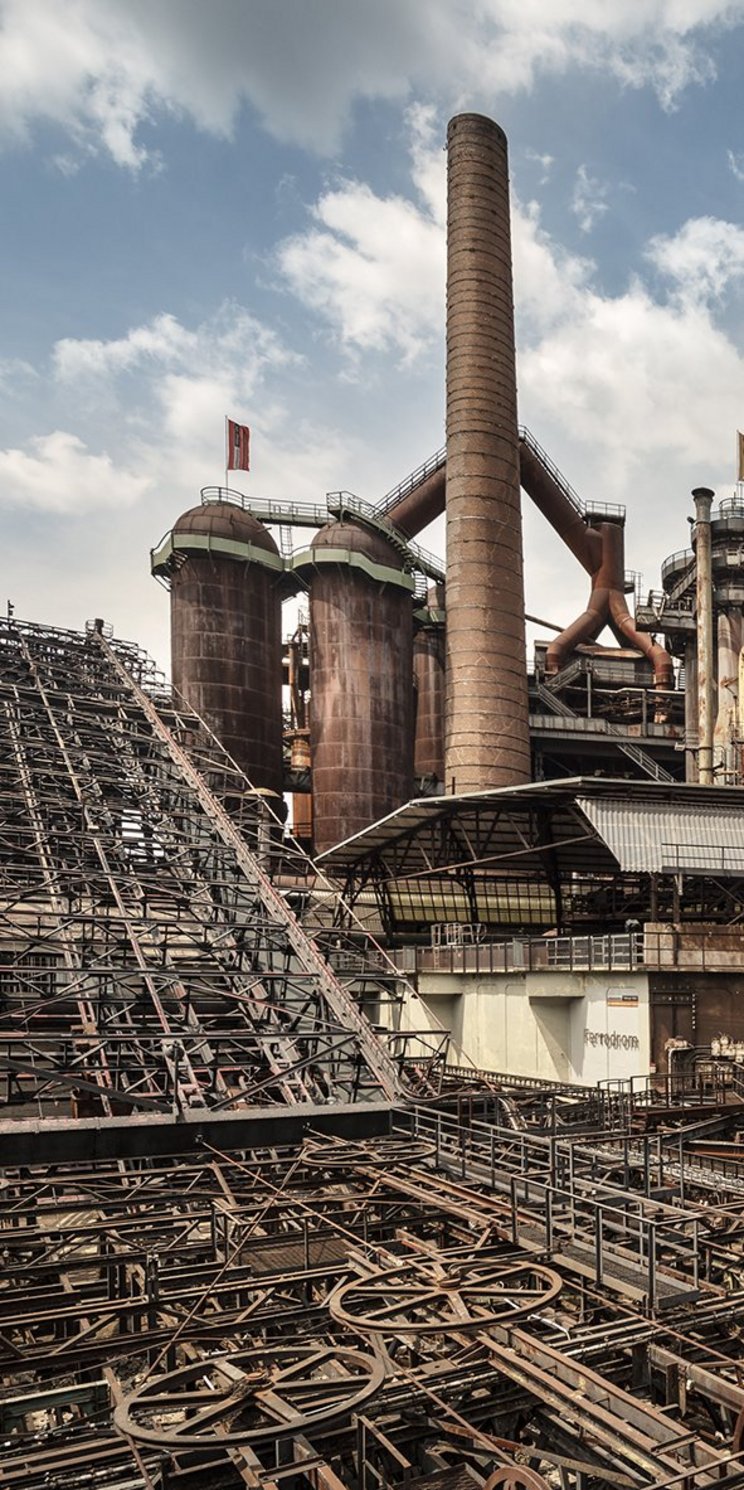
[693,487,715,786]
[445,113,531,793]
[155,499,284,795]
[413,583,445,784]
[298,521,414,854]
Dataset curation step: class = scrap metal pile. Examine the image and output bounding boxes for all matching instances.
[5,1119,744,1488]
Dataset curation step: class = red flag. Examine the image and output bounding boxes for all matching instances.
[226,418,250,472]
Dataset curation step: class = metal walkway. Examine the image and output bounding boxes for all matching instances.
[533,680,675,783]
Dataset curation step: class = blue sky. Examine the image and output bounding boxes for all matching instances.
[3,1,744,672]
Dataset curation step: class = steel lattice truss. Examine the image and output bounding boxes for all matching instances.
[0,616,409,1117]
[5,1126,744,1489]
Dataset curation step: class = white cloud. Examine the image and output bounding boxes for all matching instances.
[525,148,555,184]
[0,431,148,512]
[646,215,744,305]
[53,314,198,380]
[276,108,446,364]
[572,164,610,233]
[274,109,744,611]
[728,148,744,181]
[0,303,307,520]
[0,0,741,167]
[0,298,366,664]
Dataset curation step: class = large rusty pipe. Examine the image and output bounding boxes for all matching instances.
[684,639,699,781]
[518,440,600,575]
[714,610,740,779]
[547,521,673,688]
[445,113,531,792]
[385,466,446,540]
[694,486,715,784]
[385,439,601,575]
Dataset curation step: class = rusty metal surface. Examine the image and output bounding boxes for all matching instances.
[309,521,413,854]
[414,584,445,781]
[7,1122,744,1486]
[445,114,531,793]
[385,463,446,538]
[546,519,673,688]
[693,487,716,785]
[170,500,283,793]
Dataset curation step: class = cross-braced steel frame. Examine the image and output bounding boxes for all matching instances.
[0,616,408,1117]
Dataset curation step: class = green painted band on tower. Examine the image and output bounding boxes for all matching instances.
[290,547,415,593]
[150,531,286,577]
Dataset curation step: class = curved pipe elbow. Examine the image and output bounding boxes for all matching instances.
[608,591,674,688]
[546,593,608,674]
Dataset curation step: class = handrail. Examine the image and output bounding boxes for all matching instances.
[196,486,446,584]
[519,426,626,523]
[200,487,332,528]
[376,446,447,516]
[661,548,694,581]
[327,491,444,581]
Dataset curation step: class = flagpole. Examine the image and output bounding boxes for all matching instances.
[224,416,228,497]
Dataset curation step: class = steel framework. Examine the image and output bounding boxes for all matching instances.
[0,616,412,1118]
[8,617,744,1487]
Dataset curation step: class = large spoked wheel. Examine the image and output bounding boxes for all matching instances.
[329,1256,561,1335]
[114,1343,384,1449]
[485,1468,552,1490]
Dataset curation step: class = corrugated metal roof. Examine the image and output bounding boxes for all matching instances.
[577,796,744,875]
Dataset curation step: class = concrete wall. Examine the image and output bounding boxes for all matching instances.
[409,969,650,1084]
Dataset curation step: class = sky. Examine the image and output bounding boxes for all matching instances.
[3,1,744,676]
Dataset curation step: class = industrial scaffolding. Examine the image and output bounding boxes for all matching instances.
[0,615,412,1120]
[6,618,744,1488]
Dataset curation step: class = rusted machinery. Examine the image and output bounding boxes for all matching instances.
[7,1109,744,1487]
[149,111,691,853]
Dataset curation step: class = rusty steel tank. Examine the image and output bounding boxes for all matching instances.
[445,113,531,792]
[414,583,445,784]
[297,520,414,854]
[156,496,284,795]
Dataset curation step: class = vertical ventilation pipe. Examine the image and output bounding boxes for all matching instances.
[693,487,715,785]
[445,114,531,793]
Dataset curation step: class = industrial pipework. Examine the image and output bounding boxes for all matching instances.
[545,519,673,688]
[693,487,715,785]
[445,113,531,793]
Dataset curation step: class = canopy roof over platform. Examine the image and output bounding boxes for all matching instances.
[318,779,744,935]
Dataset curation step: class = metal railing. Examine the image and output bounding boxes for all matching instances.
[195,486,446,584]
[327,491,444,581]
[717,495,744,517]
[519,426,626,522]
[661,547,694,583]
[643,925,744,972]
[376,446,447,516]
[600,1063,744,1109]
[415,928,744,976]
[397,1106,702,1311]
[417,931,643,976]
